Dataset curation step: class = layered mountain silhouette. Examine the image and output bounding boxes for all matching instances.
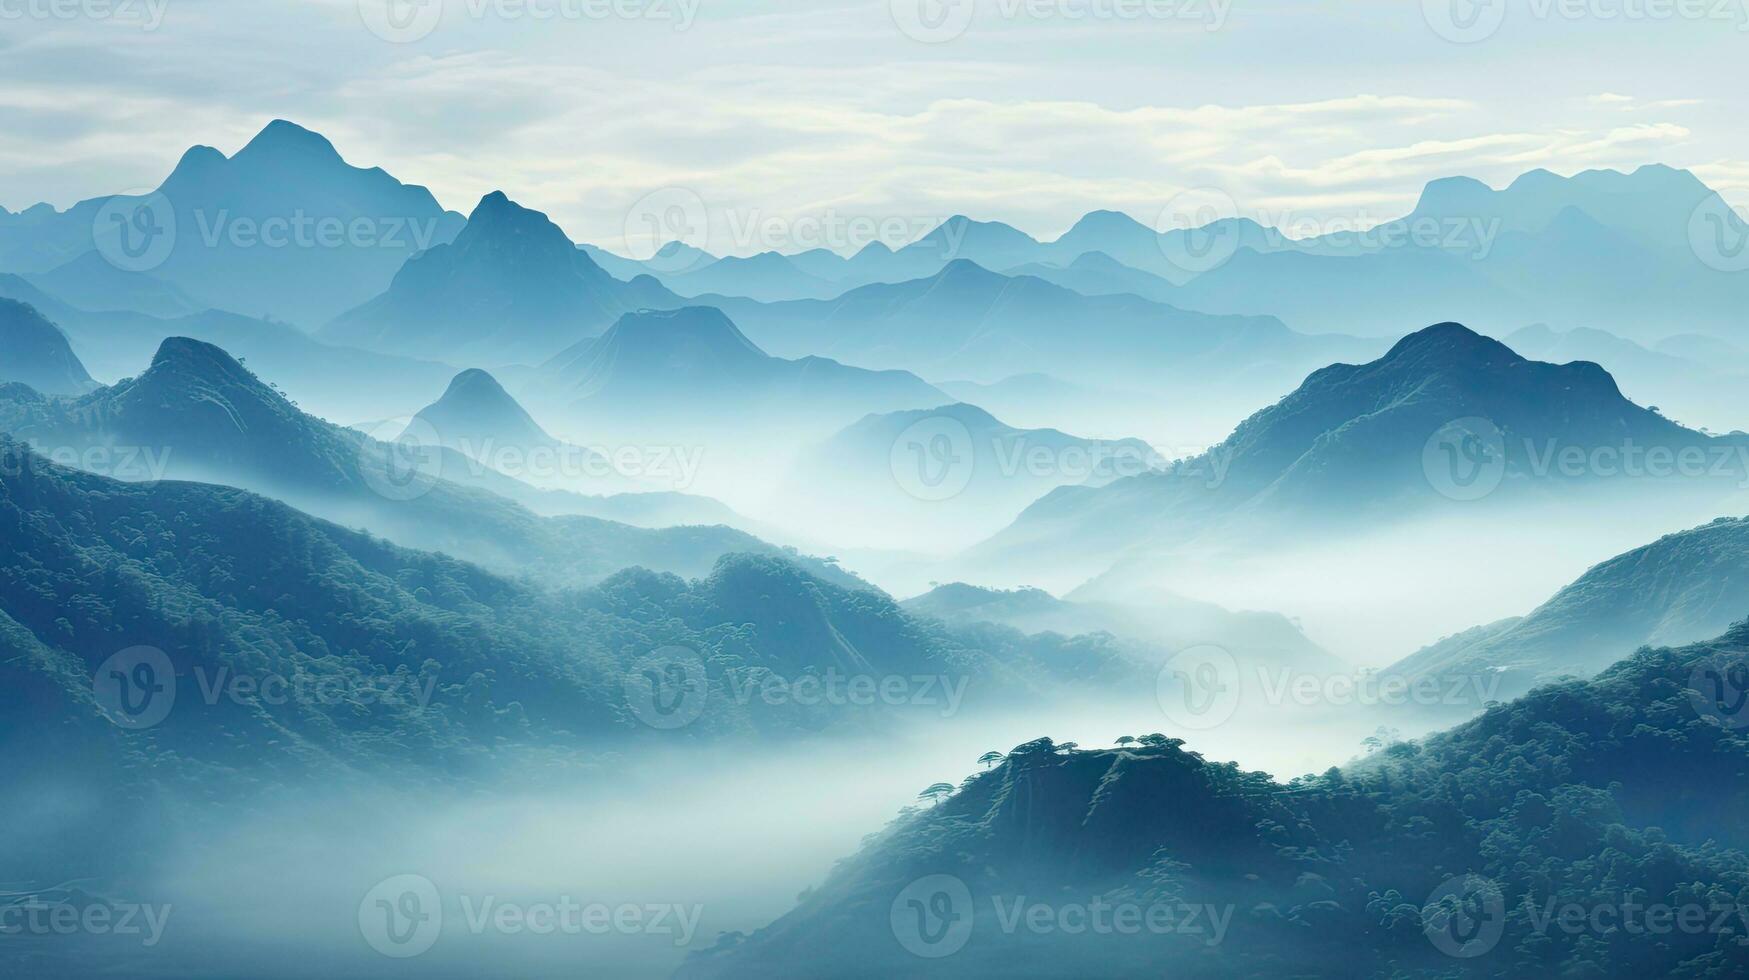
[0,120,464,325]
[326,191,680,363]
[1504,322,1749,433]
[412,368,558,456]
[779,402,1159,550]
[0,337,854,589]
[1386,515,1749,701]
[678,630,1749,978]
[975,322,1744,573]
[532,306,947,439]
[0,271,460,423]
[707,259,1375,391]
[0,299,95,395]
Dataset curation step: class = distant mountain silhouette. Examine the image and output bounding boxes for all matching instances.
[1387,515,1749,701]
[0,299,95,395]
[0,337,856,590]
[707,259,1374,391]
[326,191,680,363]
[977,322,1742,570]
[779,401,1159,550]
[534,307,946,438]
[0,120,464,325]
[23,250,206,319]
[413,368,557,453]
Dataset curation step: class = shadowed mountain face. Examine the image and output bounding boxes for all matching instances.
[0,120,465,325]
[1387,515,1749,701]
[0,337,858,590]
[325,192,681,364]
[0,298,95,395]
[975,322,1742,573]
[677,630,1749,979]
[532,306,947,443]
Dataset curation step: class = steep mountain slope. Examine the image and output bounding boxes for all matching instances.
[0,337,855,590]
[1503,322,1749,434]
[1387,515,1749,698]
[976,322,1741,570]
[326,191,681,363]
[0,298,95,395]
[411,368,559,455]
[679,629,1749,978]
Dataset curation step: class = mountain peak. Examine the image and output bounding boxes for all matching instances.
[414,368,553,448]
[236,119,343,163]
[1380,321,1519,366]
[0,298,95,395]
[149,336,263,383]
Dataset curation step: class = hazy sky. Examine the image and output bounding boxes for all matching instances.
[3,0,1746,256]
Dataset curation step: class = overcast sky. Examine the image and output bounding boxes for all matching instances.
[3,0,1745,255]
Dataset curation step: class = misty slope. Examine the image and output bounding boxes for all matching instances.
[23,250,207,319]
[1387,515,1749,697]
[326,191,681,364]
[777,402,1158,549]
[0,298,95,395]
[1504,323,1749,434]
[707,259,1375,391]
[0,271,461,422]
[679,630,1749,979]
[0,337,855,590]
[0,444,1152,881]
[901,582,1346,674]
[0,120,464,325]
[976,322,1741,571]
[533,306,947,441]
[411,367,560,454]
